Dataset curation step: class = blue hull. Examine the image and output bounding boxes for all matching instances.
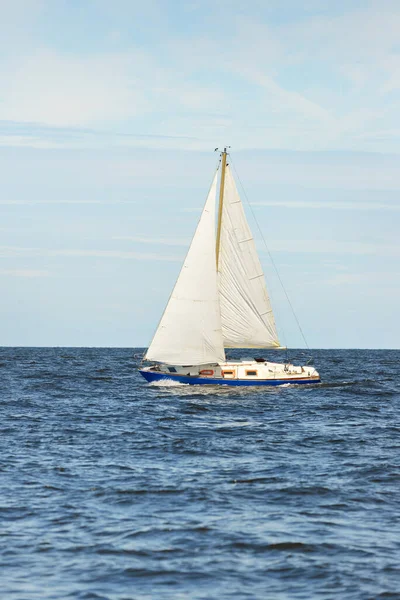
[140,370,320,386]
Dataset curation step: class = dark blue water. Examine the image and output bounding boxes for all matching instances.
[1,348,399,600]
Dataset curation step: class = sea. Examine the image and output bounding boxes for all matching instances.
[1,347,399,600]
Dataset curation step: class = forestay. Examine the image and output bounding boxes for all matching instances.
[145,172,226,365]
[218,166,280,349]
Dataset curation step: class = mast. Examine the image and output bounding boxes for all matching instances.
[216,147,228,269]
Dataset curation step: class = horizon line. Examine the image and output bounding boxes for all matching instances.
[0,345,399,351]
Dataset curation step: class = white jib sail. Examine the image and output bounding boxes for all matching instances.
[218,165,280,349]
[145,171,225,365]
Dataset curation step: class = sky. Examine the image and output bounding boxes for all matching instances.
[1,0,399,348]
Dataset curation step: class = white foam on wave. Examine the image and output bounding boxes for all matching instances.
[148,379,189,387]
[214,420,256,428]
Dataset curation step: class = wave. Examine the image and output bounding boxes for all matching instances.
[148,379,189,387]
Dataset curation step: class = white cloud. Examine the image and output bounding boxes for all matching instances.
[1,2,400,155]
[0,50,146,127]
[259,239,400,257]
[279,5,400,65]
[55,249,181,261]
[2,236,394,265]
[234,157,400,191]
[0,199,143,205]
[0,246,181,261]
[239,67,333,125]
[0,268,49,277]
[0,198,104,205]
[326,271,400,287]
[251,200,400,211]
[112,236,190,246]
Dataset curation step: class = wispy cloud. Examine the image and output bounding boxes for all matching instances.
[258,239,400,257]
[0,246,181,262]
[0,50,144,128]
[0,119,198,150]
[0,268,50,278]
[325,271,400,287]
[2,3,400,153]
[55,249,181,261]
[112,236,190,246]
[0,199,143,205]
[251,200,400,211]
[1,237,391,264]
[0,199,103,205]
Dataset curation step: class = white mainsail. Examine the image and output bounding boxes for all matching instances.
[145,172,225,366]
[218,165,280,349]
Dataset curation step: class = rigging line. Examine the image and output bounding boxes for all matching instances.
[228,155,310,351]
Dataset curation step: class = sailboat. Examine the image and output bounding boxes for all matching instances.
[140,149,320,386]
